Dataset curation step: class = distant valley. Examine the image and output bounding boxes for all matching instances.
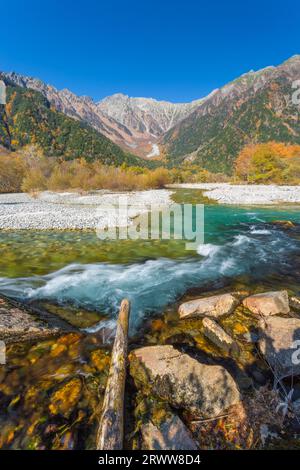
[1,73,203,158]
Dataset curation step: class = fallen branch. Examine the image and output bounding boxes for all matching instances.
[190,412,232,424]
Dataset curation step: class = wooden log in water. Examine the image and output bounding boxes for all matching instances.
[96,299,130,450]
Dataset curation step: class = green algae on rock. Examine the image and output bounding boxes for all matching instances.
[0,333,111,449]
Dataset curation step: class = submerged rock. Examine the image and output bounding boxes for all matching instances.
[258,316,300,378]
[202,317,239,356]
[243,290,290,317]
[130,345,240,418]
[90,349,110,372]
[140,413,198,450]
[49,378,82,418]
[272,220,296,229]
[178,293,239,320]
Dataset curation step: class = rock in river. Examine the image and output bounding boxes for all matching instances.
[258,316,300,378]
[140,413,198,450]
[243,290,290,316]
[178,293,239,319]
[0,296,62,343]
[202,317,239,356]
[130,345,240,418]
[49,378,82,418]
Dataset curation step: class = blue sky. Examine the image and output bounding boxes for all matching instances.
[1,0,299,102]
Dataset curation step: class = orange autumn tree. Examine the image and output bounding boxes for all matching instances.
[235,142,300,184]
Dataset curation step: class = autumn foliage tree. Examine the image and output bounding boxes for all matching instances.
[0,145,171,192]
[235,142,300,184]
[0,151,25,193]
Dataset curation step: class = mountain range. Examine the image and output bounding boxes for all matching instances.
[1,55,300,173]
[0,77,144,167]
[1,73,203,158]
[163,55,300,172]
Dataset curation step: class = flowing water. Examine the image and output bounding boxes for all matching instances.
[0,191,300,333]
[0,189,300,449]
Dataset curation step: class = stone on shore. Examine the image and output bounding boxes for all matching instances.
[130,345,240,418]
[258,316,300,378]
[243,290,290,316]
[166,184,300,205]
[290,296,300,312]
[0,296,61,343]
[178,293,239,319]
[202,317,239,356]
[140,414,198,450]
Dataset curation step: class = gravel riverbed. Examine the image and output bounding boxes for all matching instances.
[167,183,300,205]
[0,190,173,230]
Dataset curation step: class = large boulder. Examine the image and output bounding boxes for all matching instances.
[243,290,289,316]
[202,317,239,356]
[140,414,198,450]
[130,345,240,418]
[258,316,300,378]
[178,293,239,319]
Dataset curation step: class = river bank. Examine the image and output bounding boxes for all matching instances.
[167,183,300,205]
[1,185,300,231]
[1,287,300,450]
[0,190,173,230]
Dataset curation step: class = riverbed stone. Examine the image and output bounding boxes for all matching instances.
[140,414,198,450]
[49,377,82,418]
[202,317,239,356]
[0,296,61,343]
[258,316,300,378]
[130,345,241,418]
[243,290,290,316]
[178,293,239,320]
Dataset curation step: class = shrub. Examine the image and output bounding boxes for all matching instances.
[0,152,25,193]
[0,145,230,193]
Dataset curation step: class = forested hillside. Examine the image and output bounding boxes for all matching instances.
[0,78,147,167]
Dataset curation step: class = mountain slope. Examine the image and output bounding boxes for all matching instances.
[0,78,146,167]
[3,55,300,172]
[162,56,300,173]
[97,93,204,155]
[3,73,203,157]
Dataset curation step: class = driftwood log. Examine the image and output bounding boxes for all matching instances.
[96,299,130,450]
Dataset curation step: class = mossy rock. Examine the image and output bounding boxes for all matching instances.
[90,349,111,372]
[49,377,82,418]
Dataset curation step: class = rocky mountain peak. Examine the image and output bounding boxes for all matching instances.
[3,55,300,162]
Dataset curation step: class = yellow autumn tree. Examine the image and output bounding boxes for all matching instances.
[235,142,300,184]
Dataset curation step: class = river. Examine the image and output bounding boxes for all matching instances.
[0,190,299,334]
[0,189,300,449]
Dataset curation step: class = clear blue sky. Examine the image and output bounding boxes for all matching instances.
[1,0,299,102]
